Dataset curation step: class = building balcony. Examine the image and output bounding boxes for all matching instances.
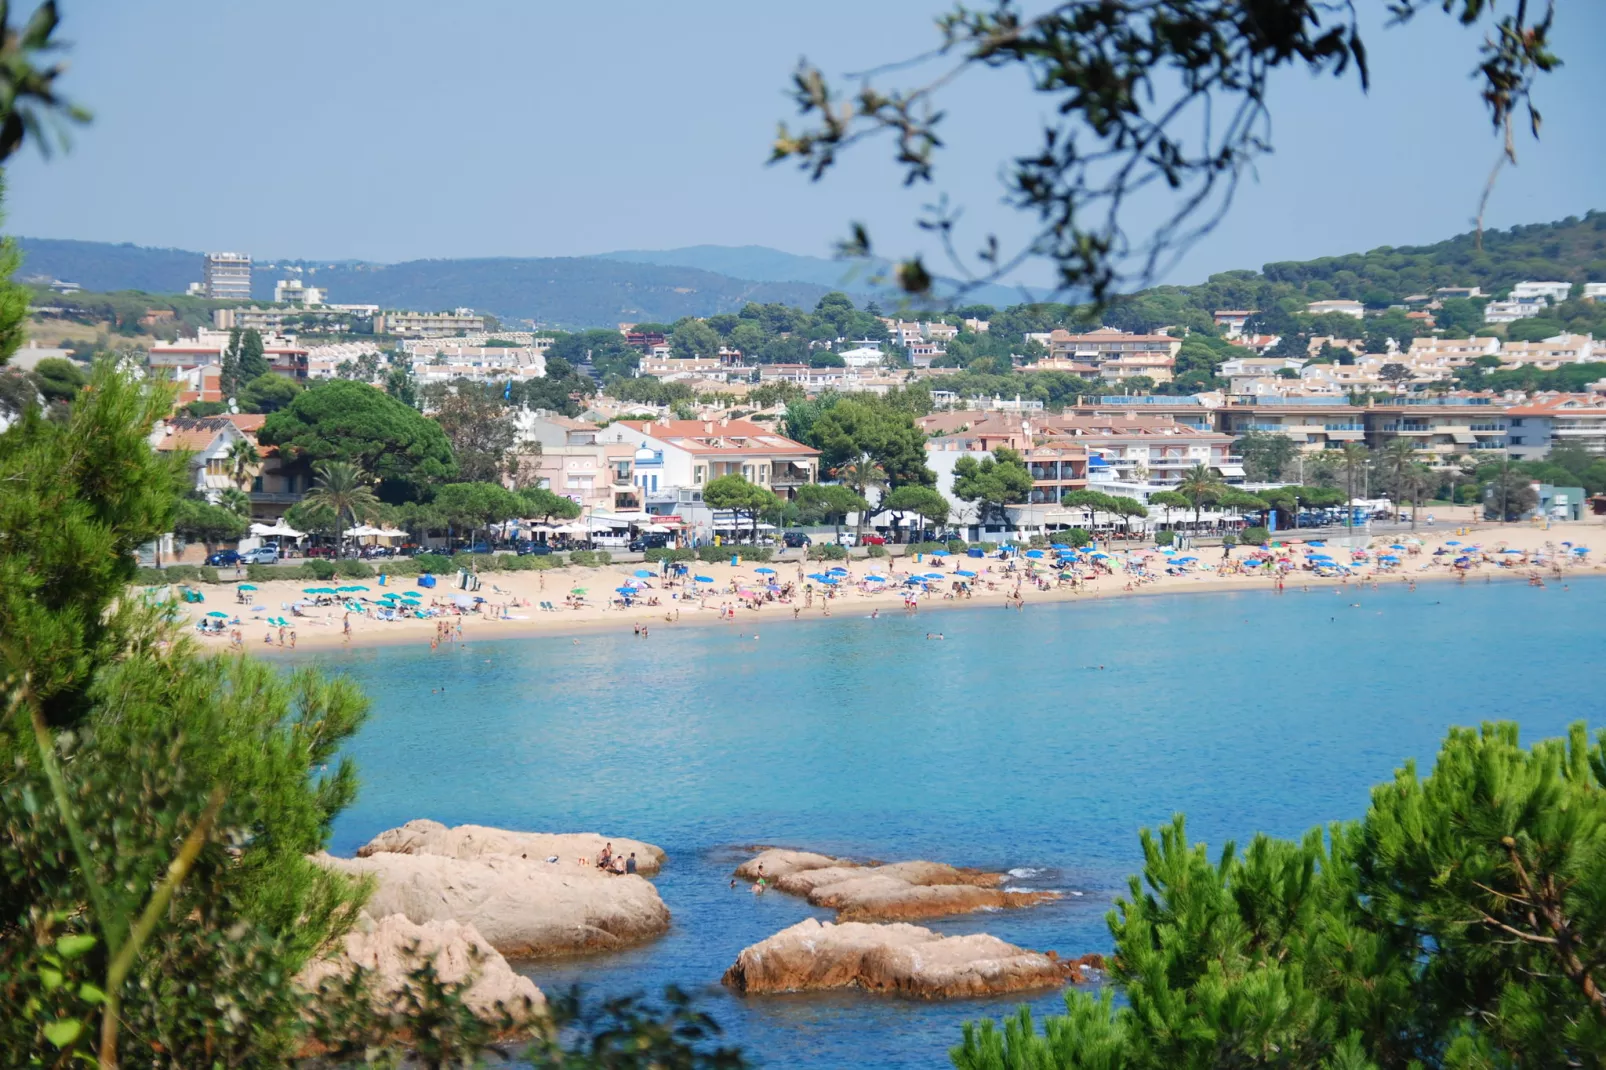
[250,490,304,505]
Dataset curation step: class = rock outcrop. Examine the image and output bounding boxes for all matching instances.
[722,918,1080,998]
[357,819,665,876]
[735,848,1058,921]
[296,911,546,1027]
[313,850,670,958]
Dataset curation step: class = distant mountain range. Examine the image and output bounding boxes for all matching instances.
[15,237,1030,328]
[17,211,1605,329]
[595,244,1027,307]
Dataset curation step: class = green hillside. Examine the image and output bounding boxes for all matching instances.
[1259,211,1606,300]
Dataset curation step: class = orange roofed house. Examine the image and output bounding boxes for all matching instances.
[596,416,819,498]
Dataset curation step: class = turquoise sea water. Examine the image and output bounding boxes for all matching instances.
[310,577,1606,1069]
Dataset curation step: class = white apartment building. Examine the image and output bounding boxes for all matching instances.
[1484,297,1548,324]
[838,341,886,368]
[274,279,325,306]
[1583,282,1606,301]
[596,416,820,497]
[1407,335,1502,367]
[1498,333,1597,368]
[1213,310,1254,339]
[203,252,252,300]
[1306,299,1364,319]
[1505,395,1606,459]
[1510,280,1574,304]
[374,309,486,337]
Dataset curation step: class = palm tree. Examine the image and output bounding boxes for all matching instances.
[303,461,379,557]
[226,438,260,491]
[833,454,888,536]
[1379,438,1416,522]
[1177,464,1225,534]
[219,487,251,518]
[1340,443,1371,535]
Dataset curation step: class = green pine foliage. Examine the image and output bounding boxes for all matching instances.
[954,721,1606,1069]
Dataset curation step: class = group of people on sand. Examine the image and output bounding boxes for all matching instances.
[430,617,463,651]
[592,842,637,876]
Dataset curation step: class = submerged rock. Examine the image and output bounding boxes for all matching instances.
[313,850,670,958]
[357,819,665,876]
[296,911,546,1028]
[722,918,1079,998]
[734,848,1058,921]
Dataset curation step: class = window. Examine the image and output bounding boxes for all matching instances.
[205,457,229,476]
[694,466,705,486]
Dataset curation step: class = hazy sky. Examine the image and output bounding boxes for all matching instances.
[7,1,1603,288]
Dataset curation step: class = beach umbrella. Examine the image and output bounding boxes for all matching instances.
[1445,540,1461,546]
[864,574,887,582]
[755,566,776,574]
[904,576,924,585]
[634,569,655,578]
[1088,551,1109,559]
[1573,547,1589,554]
[1160,548,1177,555]
[237,583,257,591]
[1499,549,1522,555]
[828,565,850,574]
[923,572,945,580]
[955,569,977,577]
[571,587,588,594]
[206,610,228,618]
[1379,554,1400,562]
[615,587,635,595]
[929,549,949,557]
[1243,559,1262,567]
[1025,549,1045,558]
[1175,556,1198,564]
[694,576,713,584]
[1389,544,1406,550]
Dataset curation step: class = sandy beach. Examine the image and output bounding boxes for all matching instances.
[168,519,1605,653]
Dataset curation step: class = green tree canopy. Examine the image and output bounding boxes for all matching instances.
[171,497,246,551]
[952,447,1032,526]
[881,484,950,535]
[702,473,779,542]
[258,380,456,503]
[806,396,935,488]
[794,482,868,536]
[237,371,302,414]
[954,721,1606,1069]
[517,485,582,523]
[432,481,522,541]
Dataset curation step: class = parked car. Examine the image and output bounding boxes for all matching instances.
[205,549,241,567]
[861,534,887,546]
[782,531,812,549]
[468,542,493,554]
[835,532,857,547]
[240,546,279,565]
[629,533,671,552]
[515,541,554,556]
[304,545,337,559]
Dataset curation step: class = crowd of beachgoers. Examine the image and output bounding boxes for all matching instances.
[164,519,1603,652]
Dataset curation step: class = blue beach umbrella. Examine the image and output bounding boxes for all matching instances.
[1243,559,1262,567]
[755,567,776,574]
[694,575,714,583]
[1389,544,1406,550]
[1379,554,1400,562]
[634,569,654,578]
[206,610,228,618]
[1160,548,1177,555]
[955,569,977,577]
[616,587,635,595]
[923,572,945,580]
[1025,549,1045,558]
[1088,551,1109,559]
[1573,547,1589,554]
[1499,548,1522,555]
[865,574,887,582]
[1445,540,1461,546]
[237,583,257,590]
[904,576,924,585]
[828,566,849,574]
[929,549,949,557]
[1050,543,1069,550]
[1175,556,1198,564]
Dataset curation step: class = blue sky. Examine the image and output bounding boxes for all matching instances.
[6,0,1602,288]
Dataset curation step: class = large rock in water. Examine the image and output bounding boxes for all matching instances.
[357,819,665,876]
[722,918,1079,999]
[313,851,670,958]
[296,912,546,1028]
[734,848,1058,921]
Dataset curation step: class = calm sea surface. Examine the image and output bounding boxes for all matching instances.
[306,577,1606,1069]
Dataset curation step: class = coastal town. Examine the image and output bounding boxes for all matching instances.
[2,3,1604,1067]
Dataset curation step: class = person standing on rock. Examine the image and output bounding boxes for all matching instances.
[625,852,637,875]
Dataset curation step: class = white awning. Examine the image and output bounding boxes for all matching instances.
[347,524,386,537]
[250,521,304,538]
[1217,465,1247,478]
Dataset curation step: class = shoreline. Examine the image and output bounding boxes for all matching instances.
[163,520,1606,655]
